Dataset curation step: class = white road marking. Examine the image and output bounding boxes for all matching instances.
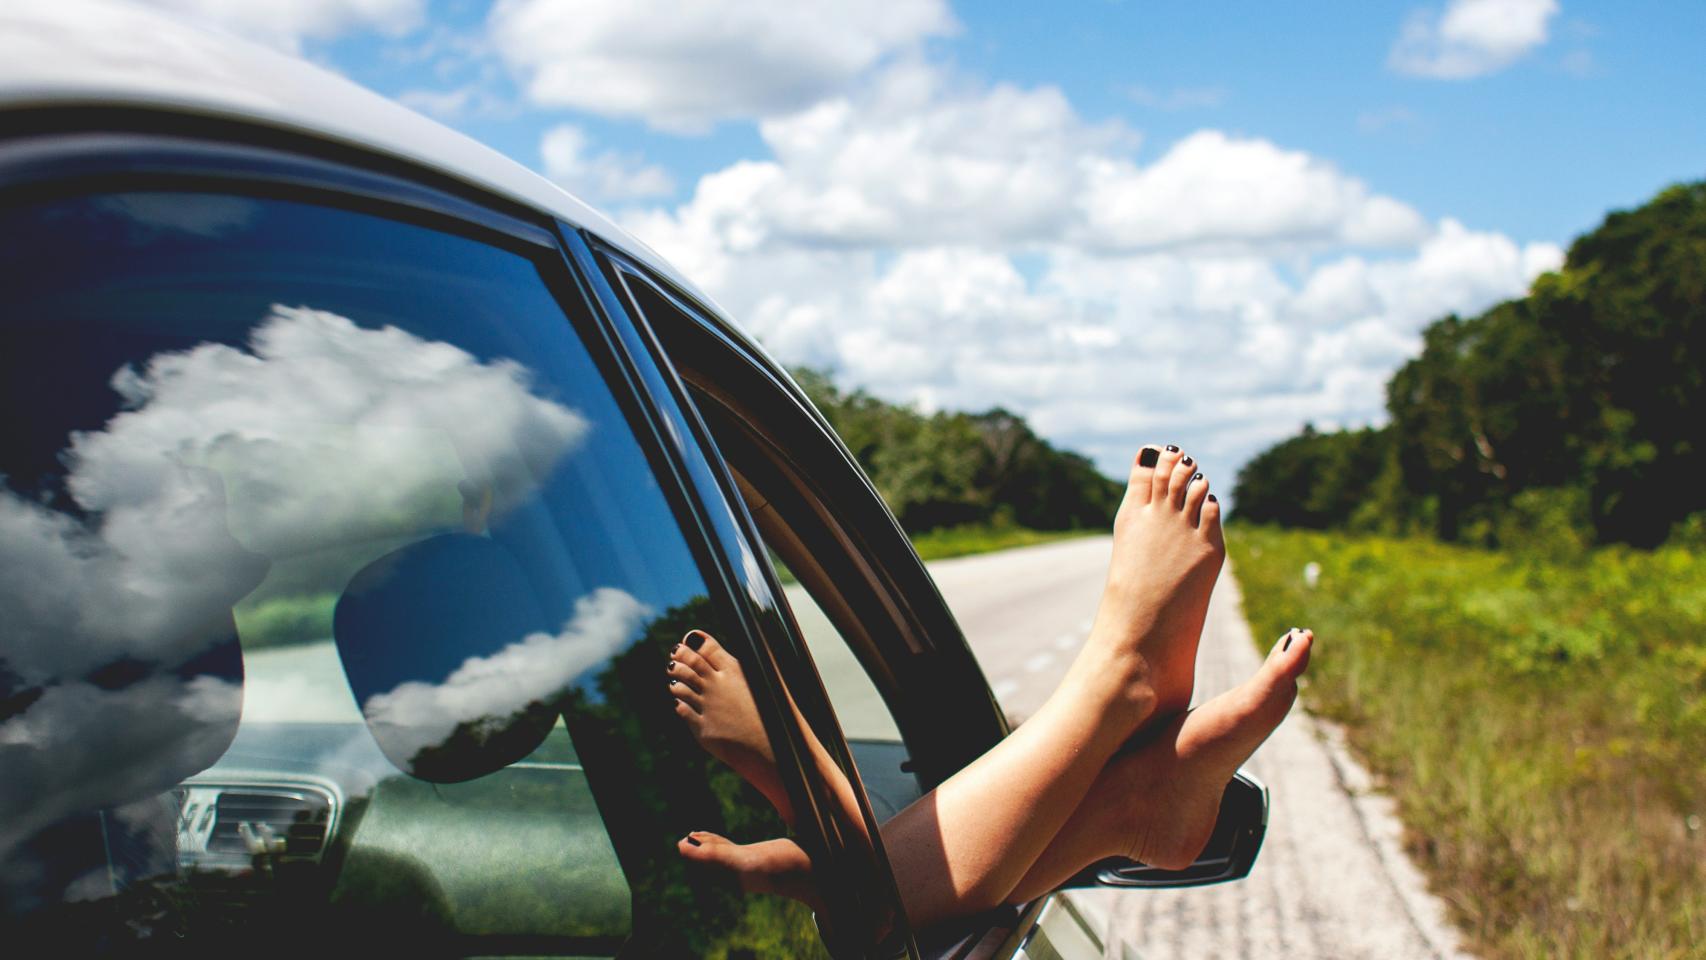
[1053,633,1078,652]
[1022,652,1054,674]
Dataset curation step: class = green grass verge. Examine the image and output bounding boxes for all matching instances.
[1228,525,1706,959]
[909,523,1101,562]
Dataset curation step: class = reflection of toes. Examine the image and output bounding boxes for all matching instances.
[690,632,738,672]
[672,640,713,679]
[677,833,824,913]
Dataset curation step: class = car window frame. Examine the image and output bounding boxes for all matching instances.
[619,274,1013,787]
[574,242,925,956]
[0,113,882,959]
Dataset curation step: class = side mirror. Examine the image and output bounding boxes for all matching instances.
[1060,770,1268,890]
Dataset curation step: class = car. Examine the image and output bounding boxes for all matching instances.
[0,4,1267,958]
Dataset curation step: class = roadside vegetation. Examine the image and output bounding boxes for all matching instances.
[792,366,1120,561]
[909,520,1097,562]
[1231,527,1705,958]
[1228,181,1706,958]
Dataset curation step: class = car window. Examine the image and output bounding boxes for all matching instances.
[0,189,827,958]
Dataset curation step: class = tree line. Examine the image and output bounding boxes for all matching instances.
[791,368,1122,534]
[1233,180,1706,549]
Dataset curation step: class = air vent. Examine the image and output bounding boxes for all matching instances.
[176,776,340,872]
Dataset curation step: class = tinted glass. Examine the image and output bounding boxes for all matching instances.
[0,190,821,957]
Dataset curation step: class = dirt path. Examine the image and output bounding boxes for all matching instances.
[926,536,1475,959]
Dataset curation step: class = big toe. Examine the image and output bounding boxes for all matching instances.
[1262,627,1313,683]
[678,830,734,864]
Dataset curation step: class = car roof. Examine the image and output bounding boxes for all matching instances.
[0,0,724,323]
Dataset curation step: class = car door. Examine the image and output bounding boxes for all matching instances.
[586,246,1113,959]
[0,119,907,960]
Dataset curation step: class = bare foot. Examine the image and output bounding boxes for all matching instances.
[1004,628,1313,901]
[677,831,825,915]
[1076,444,1225,727]
[1121,627,1311,869]
[669,630,794,825]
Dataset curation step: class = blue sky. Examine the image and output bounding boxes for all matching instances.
[148,0,1705,483]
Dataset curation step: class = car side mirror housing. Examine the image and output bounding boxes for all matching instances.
[1058,770,1268,890]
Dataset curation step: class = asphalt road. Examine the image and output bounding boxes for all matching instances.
[924,535,1476,960]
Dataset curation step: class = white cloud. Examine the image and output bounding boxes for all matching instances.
[0,301,598,858]
[133,0,425,53]
[361,587,650,765]
[3,303,590,685]
[1389,0,1560,79]
[1079,130,1431,253]
[487,0,957,132]
[540,124,675,203]
[629,64,1426,259]
[618,60,1563,496]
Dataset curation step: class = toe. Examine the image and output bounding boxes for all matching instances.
[678,830,728,862]
[1266,628,1314,679]
[672,642,713,678]
[1148,445,1184,503]
[1166,454,1198,509]
[1200,493,1223,539]
[693,632,739,672]
[1127,446,1162,505]
[673,697,701,725]
[1183,472,1209,526]
[670,679,703,711]
[666,659,703,692]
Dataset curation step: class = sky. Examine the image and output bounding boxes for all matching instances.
[132,0,1706,487]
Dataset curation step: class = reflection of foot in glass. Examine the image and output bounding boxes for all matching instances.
[677,831,826,915]
[668,629,795,825]
[1005,628,1313,902]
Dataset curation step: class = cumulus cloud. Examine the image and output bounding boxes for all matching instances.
[627,64,1426,260]
[487,0,957,132]
[74,305,590,562]
[0,305,591,859]
[132,0,424,53]
[1079,130,1430,253]
[618,59,1563,487]
[360,587,650,765]
[1389,0,1560,79]
[540,124,675,203]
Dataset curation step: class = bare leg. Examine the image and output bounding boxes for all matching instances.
[677,446,1225,928]
[669,629,797,826]
[1004,627,1312,903]
[871,446,1224,927]
[677,831,826,915]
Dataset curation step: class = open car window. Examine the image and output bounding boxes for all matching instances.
[0,187,829,958]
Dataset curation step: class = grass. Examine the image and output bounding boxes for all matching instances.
[1229,525,1706,959]
[908,522,1101,562]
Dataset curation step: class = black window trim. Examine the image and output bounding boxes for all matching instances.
[0,118,873,959]
[603,259,1012,779]
[569,234,927,958]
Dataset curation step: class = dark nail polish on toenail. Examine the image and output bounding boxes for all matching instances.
[1284,635,1292,651]
[686,632,705,650]
[1182,455,1194,466]
[686,835,701,846]
[1165,444,1180,453]
[1207,494,1217,503]
[1138,448,1159,468]
[1192,472,1203,482]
